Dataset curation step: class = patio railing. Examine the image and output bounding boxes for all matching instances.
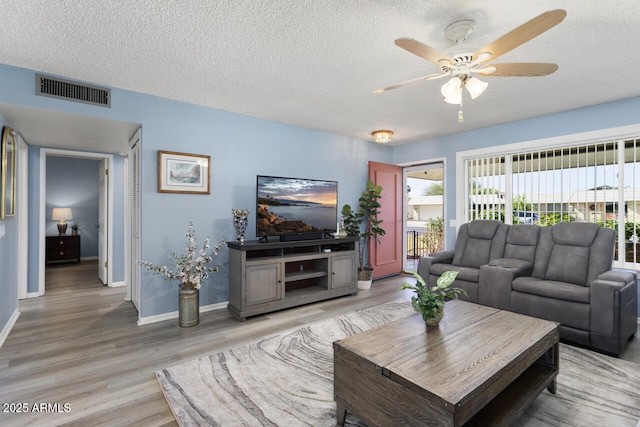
[406,230,444,259]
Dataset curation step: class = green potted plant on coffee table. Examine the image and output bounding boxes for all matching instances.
[341,180,385,289]
[400,270,466,326]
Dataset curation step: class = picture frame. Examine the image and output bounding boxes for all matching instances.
[158,150,210,194]
[1,126,17,219]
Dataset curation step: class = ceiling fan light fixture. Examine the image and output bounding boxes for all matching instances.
[440,77,461,98]
[443,94,462,105]
[371,129,393,144]
[465,77,488,99]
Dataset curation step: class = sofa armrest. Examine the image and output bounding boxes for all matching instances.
[416,250,454,281]
[429,250,455,263]
[596,269,637,284]
[590,269,637,337]
[478,259,533,310]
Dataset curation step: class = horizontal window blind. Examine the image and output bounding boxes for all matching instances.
[465,138,640,266]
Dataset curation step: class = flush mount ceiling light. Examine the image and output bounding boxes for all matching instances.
[371,130,393,144]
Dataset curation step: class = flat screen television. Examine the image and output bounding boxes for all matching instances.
[256,175,338,240]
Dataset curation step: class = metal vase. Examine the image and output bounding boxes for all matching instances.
[178,288,199,327]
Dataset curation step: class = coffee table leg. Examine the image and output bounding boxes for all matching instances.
[546,342,559,394]
[336,401,347,426]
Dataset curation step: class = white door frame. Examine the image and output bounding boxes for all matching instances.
[126,129,141,313]
[17,135,29,299]
[38,149,114,294]
[97,159,108,284]
[400,158,447,271]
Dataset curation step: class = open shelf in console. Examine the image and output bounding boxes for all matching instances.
[283,245,321,256]
[244,248,284,259]
[284,258,329,283]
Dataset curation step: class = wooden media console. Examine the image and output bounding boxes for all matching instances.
[227,237,359,321]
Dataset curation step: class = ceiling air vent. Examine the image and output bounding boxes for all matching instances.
[36,74,111,108]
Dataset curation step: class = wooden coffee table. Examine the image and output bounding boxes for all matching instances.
[333,300,559,426]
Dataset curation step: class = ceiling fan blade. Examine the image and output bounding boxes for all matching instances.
[395,38,452,66]
[373,73,444,94]
[479,63,559,76]
[472,9,567,63]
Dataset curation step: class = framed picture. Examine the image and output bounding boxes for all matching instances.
[1,126,17,219]
[158,150,210,194]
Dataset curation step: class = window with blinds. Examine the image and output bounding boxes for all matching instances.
[465,138,640,266]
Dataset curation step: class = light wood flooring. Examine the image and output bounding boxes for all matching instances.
[0,261,638,426]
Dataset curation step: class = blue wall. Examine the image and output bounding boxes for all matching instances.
[0,63,392,322]
[46,156,100,258]
[0,60,637,329]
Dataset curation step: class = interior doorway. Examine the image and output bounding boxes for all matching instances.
[404,161,445,272]
[38,149,114,295]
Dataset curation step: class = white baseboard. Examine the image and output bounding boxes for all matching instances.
[0,309,20,349]
[81,256,99,261]
[137,301,228,326]
[109,281,126,288]
[20,291,44,299]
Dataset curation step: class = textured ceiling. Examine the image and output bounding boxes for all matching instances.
[2,0,640,151]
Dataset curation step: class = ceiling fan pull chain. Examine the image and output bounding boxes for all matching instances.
[458,89,464,123]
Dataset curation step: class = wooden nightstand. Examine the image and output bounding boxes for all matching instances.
[46,235,81,264]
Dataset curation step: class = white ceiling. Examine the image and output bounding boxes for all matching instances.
[2,0,640,152]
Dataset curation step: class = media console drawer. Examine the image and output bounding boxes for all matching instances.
[46,235,81,264]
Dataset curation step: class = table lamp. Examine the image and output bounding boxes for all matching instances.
[52,208,73,236]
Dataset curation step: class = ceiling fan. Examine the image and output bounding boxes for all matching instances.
[373,9,567,122]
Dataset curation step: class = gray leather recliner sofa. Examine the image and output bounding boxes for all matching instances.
[417,220,638,356]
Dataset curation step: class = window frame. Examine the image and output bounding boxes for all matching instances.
[456,124,640,269]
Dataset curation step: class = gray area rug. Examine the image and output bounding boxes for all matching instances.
[156,301,640,426]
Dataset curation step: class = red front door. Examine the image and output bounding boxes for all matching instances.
[368,161,402,278]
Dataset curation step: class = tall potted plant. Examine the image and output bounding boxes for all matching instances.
[341,180,385,289]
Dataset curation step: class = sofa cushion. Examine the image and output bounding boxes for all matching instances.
[452,220,507,269]
[503,224,540,263]
[511,291,590,333]
[457,238,493,269]
[586,227,616,285]
[512,276,590,304]
[506,224,541,246]
[545,244,590,286]
[467,220,503,239]
[551,222,598,246]
[430,263,479,283]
